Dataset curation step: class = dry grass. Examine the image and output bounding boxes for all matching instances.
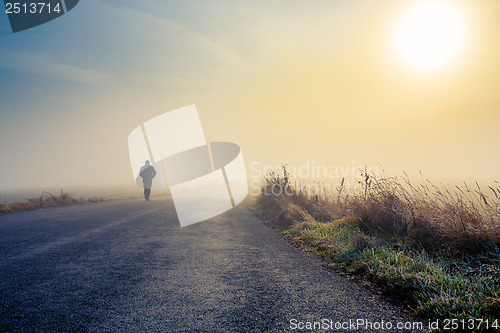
[0,190,105,214]
[260,166,500,257]
[252,166,500,330]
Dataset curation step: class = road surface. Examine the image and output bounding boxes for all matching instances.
[0,197,425,332]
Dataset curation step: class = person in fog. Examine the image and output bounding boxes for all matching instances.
[139,160,156,201]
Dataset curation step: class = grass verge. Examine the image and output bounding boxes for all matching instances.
[0,190,105,215]
[252,166,500,332]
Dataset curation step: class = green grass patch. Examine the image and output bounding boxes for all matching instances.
[277,216,500,331]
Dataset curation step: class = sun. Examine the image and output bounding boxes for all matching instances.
[392,1,467,71]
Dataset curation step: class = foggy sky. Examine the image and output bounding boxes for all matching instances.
[0,0,499,192]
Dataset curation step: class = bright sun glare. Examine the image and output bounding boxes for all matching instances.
[393,1,467,71]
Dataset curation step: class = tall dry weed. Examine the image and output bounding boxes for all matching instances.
[261,166,500,257]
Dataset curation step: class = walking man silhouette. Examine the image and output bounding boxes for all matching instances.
[139,160,156,201]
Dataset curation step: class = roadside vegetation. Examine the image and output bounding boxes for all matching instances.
[252,166,500,332]
[0,190,105,214]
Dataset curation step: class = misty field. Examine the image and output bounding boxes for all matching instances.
[253,166,500,331]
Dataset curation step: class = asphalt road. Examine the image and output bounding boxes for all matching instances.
[0,196,426,332]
